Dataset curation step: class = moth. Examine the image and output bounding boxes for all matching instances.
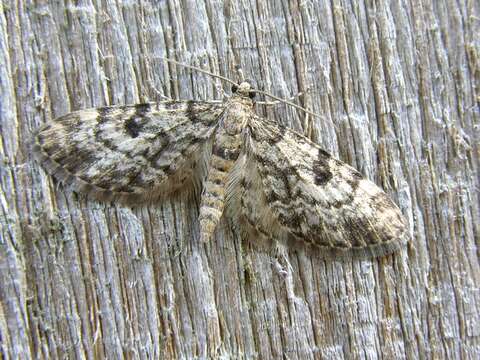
[33,81,408,258]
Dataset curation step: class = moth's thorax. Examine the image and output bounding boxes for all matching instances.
[221,95,254,135]
[213,99,246,161]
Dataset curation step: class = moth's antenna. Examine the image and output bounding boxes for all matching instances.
[162,58,239,87]
[254,89,322,119]
[163,57,322,119]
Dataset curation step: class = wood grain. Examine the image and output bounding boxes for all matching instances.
[1,0,479,358]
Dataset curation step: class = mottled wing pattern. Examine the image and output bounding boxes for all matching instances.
[236,116,408,258]
[34,101,224,204]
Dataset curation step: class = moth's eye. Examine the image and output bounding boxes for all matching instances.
[248,91,256,99]
[231,84,238,93]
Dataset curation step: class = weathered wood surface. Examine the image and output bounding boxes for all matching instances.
[1,0,479,359]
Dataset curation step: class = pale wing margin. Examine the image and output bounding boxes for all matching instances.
[234,116,408,259]
[33,101,225,205]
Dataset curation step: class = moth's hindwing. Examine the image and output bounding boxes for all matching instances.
[33,101,224,204]
[233,115,408,259]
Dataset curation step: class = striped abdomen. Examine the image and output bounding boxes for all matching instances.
[198,130,242,242]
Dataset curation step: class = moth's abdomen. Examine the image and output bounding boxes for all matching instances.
[198,133,241,242]
[198,160,229,242]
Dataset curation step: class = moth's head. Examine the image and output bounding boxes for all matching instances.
[232,82,256,100]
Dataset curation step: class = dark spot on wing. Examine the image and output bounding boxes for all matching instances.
[64,147,96,172]
[165,101,187,110]
[163,164,177,175]
[247,121,284,144]
[318,148,331,158]
[313,149,333,185]
[256,156,294,200]
[122,170,145,189]
[147,131,171,169]
[185,100,196,121]
[265,190,279,203]
[345,168,362,191]
[97,106,115,118]
[125,117,141,138]
[135,103,151,114]
[332,199,345,208]
[262,121,286,145]
[94,115,116,150]
[124,104,151,138]
[278,211,303,231]
[266,129,284,145]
